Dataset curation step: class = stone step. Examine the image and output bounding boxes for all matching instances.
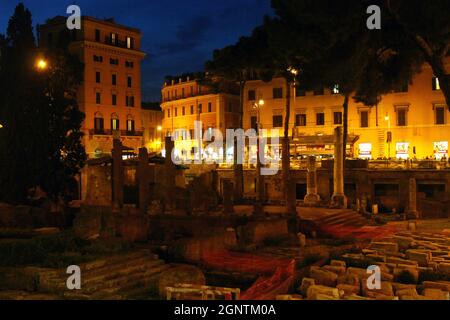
[81,259,166,290]
[84,263,173,295]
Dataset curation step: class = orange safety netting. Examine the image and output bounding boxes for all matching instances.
[241,259,296,300]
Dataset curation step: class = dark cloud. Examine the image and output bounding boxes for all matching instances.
[0,0,273,101]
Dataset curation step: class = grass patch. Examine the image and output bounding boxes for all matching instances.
[0,231,131,268]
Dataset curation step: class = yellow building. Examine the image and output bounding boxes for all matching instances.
[243,62,450,160]
[141,102,163,154]
[160,75,240,161]
[39,16,146,158]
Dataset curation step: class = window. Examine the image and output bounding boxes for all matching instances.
[316,113,325,126]
[248,90,256,101]
[436,106,446,125]
[360,111,369,128]
[182,106,185,116]
[111,117,120,131]
[273,88,283,99]
[174,108,178,117]
[273,115,283,128]
[190,86,194,96]
[127,76,132,88]
[96,92,101,104]
[432,77,441,91]
[126,36,134,49]
[127,119,135,133]
[182,88,185,98]
[94,116,104,134]
[397,109,407,126]
[95,29,100,42]
[198,104,202,113]
[110,33,118,45]
[251,116,258,130]
[110,58,119,65]
[332,84,340,94]
[190,105,194,114]
[125,61,134,68]
[296,114,307,127]
[208,102,212,113]
[95,71,101,84]
[93,55,103,62]
[333,112,343,125]
[167,109,171,118]
[314,87,324,96]
[112,94,117,106]
[112,74,117,86]
[126,96,135,107]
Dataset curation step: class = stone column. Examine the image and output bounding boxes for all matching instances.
[222,180,235,214]
[407,177,419,219]
[331,126,347,208]
[112,139,124,209]
[137,148,149,214]
[164,136,176,214]
[287,177,297,216]
[304,156,320,205]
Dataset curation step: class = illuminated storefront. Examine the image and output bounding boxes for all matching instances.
[434,141,448,160]
[358,143,372,159]
[396,142,410,160]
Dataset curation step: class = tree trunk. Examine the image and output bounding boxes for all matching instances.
[233,81,245,202]
[430,58,450,111]
[342,94,349,164]
[282,78,292,211]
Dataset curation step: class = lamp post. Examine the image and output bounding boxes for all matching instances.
[385,114,391,160]
[253,98,265,216]
[157,125,163,153]
[35,58,48,71]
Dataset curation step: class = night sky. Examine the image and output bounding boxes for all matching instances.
[0,0,273,101]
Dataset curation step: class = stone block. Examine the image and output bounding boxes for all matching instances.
[306,285,340,300]
[396,288,419,299]
[369,242,399,254]
[330,260,346,268]
[276,295,303,300]
[299,278,316,296]
[393,235,415,250]
[423,288,450,300]
[423,281,450,292]
[406,250,431,267]
[337,273,360,287]
[157,265,206,299]
[337,284,360,297]
[362,281,394,298]
[310,266,338,287]
[386,257,419,267]
[437,262,450,276]
[322,265,346,276]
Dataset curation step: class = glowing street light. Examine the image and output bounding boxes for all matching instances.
[36,58,48,71]
[157,125,162,131]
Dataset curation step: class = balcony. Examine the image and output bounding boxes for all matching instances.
[104,36,134,50]
[89,129,143,137]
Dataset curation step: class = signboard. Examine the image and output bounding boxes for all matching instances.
[396,142,409,159]
[358,143,372,159]
[434,141,448,160]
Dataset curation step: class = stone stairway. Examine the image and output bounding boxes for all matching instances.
[314,209,369,228]
[40,250,174,300]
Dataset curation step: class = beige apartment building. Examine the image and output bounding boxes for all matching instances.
[160,76,240,161]
[243,61,450,161]
[39,16,146,158]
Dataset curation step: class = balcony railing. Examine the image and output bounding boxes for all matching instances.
[89,129,143,137]
[104,37,134,50]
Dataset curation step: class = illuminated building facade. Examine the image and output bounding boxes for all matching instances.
[160,76,240,161]
[141,102,163,154]
[39,16,146,158]
[243,61,450,161]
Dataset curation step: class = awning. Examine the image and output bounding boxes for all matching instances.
[293,134,360,145]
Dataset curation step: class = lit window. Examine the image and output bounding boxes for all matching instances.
[332,84,340,94]
[316,113,325,126]
[433,77,441,91]
[296,114,307,127]
[333,112,342,125]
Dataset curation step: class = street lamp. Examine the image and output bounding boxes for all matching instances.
[385,114,392,159]
[35,58,48,71]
